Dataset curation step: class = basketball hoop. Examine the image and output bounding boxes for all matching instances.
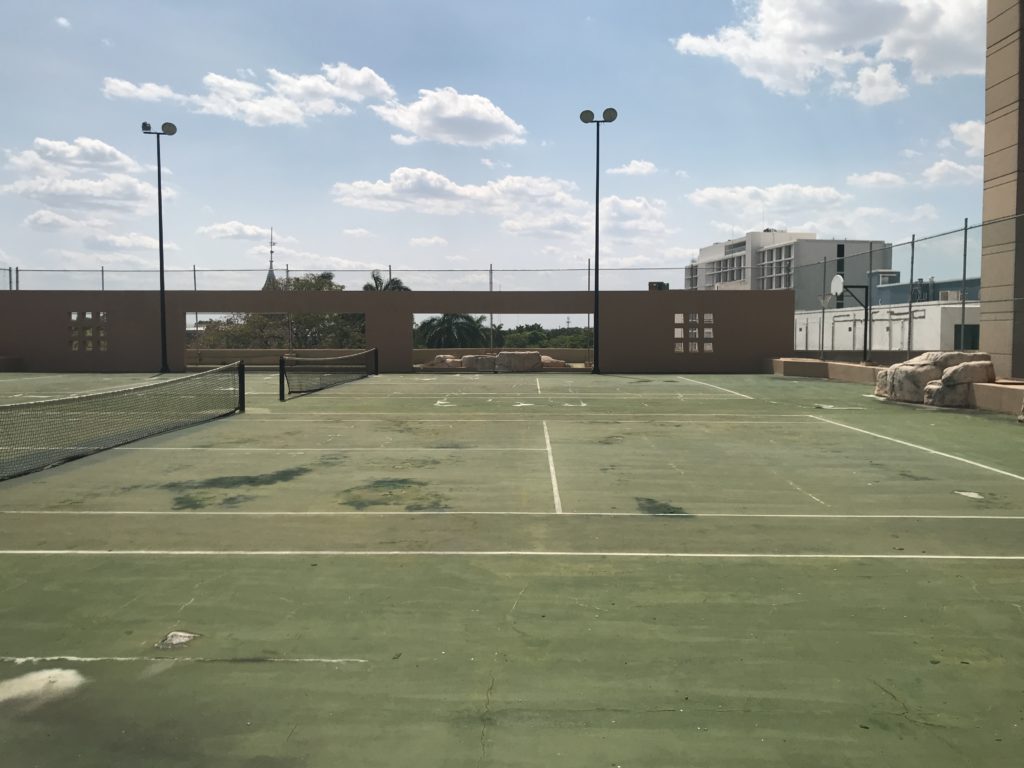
[818,294,835,309]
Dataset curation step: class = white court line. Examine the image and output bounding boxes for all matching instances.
[113,446,544,453]
[676,376,754,400]
[5,510,1024,520]
[0,550,1021,560]
[542,421,563,514]
[2,655,367,665]
[245,415,814,422]
[240,412,799,419]
[536,377,542,395]
[785,479,828,507]
[811,416,1024,482]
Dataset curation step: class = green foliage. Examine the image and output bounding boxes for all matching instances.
[188,271,366,350]
[362,270,411,291]
[502,324,593,349]
[414,314,488,348]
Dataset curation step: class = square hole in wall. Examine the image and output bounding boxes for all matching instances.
[98,311,108,322]
[98,328,106,338]
[70,340,79,351]
[69,326,79,337]
[69,311,79,321]
[674,342,685,353]
[688,312,699,324]
[84,327,93,338]
[688,327,699,339]
[703,342,714,353]
[703,313,715,324]
[674,327,685,339]
[84,311,93,320]
[674,313,685,324]
[85,340,94,352]
[99,340,108,352]
[703,327,714,339]
[689,342,700,353]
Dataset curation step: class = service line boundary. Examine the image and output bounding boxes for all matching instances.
[1,550,1022,561]
[675,376,754,400]
[811,415,1024,482]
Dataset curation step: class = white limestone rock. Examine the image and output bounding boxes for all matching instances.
[495,351,543,372]
[461,354,496,372]
[541,355,569,369]
[940,360,996,386]
[923,380,971,408]
[888,363,943,403]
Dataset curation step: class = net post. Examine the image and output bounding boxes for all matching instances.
[279,356,286,401]
[237,361,246,413]
[373,347,380,375]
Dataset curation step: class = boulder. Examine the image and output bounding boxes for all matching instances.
[423,354,461,369]
[495,351,543,372]
[887,362,943,402]
[923,380,971,408]
[541,355,569,369]
[461,354,496,372]
[875,351,993,403]
[940,360,996,386]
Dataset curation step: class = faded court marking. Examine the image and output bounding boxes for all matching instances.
[675,376,754,400]
[811,416,1024,482]
[542,421,563,514]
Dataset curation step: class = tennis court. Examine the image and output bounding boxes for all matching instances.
[1,371,1022,766]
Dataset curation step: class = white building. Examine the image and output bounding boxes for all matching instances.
[686,230,892,311]
[794,299,980,354]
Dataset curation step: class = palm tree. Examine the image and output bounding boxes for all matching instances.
[415,314,488,348]
[363,270,410,291]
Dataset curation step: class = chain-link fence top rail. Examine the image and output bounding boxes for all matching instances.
[0,362,244,481]
[1,214,1019,300]
[279,349,378,400]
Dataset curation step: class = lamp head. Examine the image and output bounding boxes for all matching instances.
[161,122,177,136]
[602,107,618,123]
[579,110,595,124]
[141,121,152,132]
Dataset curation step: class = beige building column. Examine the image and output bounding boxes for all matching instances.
[982,0,1024,377]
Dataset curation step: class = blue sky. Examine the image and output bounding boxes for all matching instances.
[0,0,986,292]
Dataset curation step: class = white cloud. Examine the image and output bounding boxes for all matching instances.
[370,87,526,147]
[343,228,373,237]
[197,220,271,240]
[846,170,906,187]
[83,232,175,251]
[332,166,662,245]
[55,17,71,28]
[675,0,983,104]
[689,182,853,234]
[2,173,160,213]
[841,62,908,105]
[102,62,395,127]
[948,120,984,157]
[24,210,109,231]
[921,159,983,185]
[409,236,448,247]
[901,148,922,158]
[608,160,657,176]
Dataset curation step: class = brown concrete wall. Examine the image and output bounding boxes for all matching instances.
[982,0,1024,377]
[0,289,794,373]
[972,381,1024,414]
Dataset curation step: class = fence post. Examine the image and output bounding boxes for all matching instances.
[101,266,105,291]
[820,257,826,359]
[15,267,19,290]
[907,234,915,358]
[488,263,494,351]
[960,217,968,350]
[866,244,873,361]
[7,266,11,291]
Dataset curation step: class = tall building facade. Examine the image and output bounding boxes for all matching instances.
[685,230,892,311]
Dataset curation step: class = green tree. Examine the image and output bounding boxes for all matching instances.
[415,314,488,348]
[362,270,411,291]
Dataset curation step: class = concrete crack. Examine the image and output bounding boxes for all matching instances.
[479,675,495,767]
[870,679,947,729]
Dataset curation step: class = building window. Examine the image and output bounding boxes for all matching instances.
[674,327,685,339]
[674,313,685,324]
[689,342,700,353]
[674,342,686,353]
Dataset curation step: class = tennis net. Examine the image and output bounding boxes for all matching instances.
[279,349,378,400]
[0,362,245,481]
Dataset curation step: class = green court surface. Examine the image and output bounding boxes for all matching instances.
[1,372,1023,767]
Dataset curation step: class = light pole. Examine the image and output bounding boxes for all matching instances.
[579,107,616,374]
[142,121,177,373]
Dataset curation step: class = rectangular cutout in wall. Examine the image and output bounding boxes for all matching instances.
[674,313,685,324]
[703,313,714,324]
[69,311,78,321]
[674,342,685,353]
[98,311,108,322]
[703,327,714,339]
[85,340,94,351]
[84,311,93,320]
[689,342,700,353]
[674,327,685,339]
[70,340,79,351]
[688,327,699,339]
[703,342,714,352]
[688,312,699,324]
[99,340,108,352]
